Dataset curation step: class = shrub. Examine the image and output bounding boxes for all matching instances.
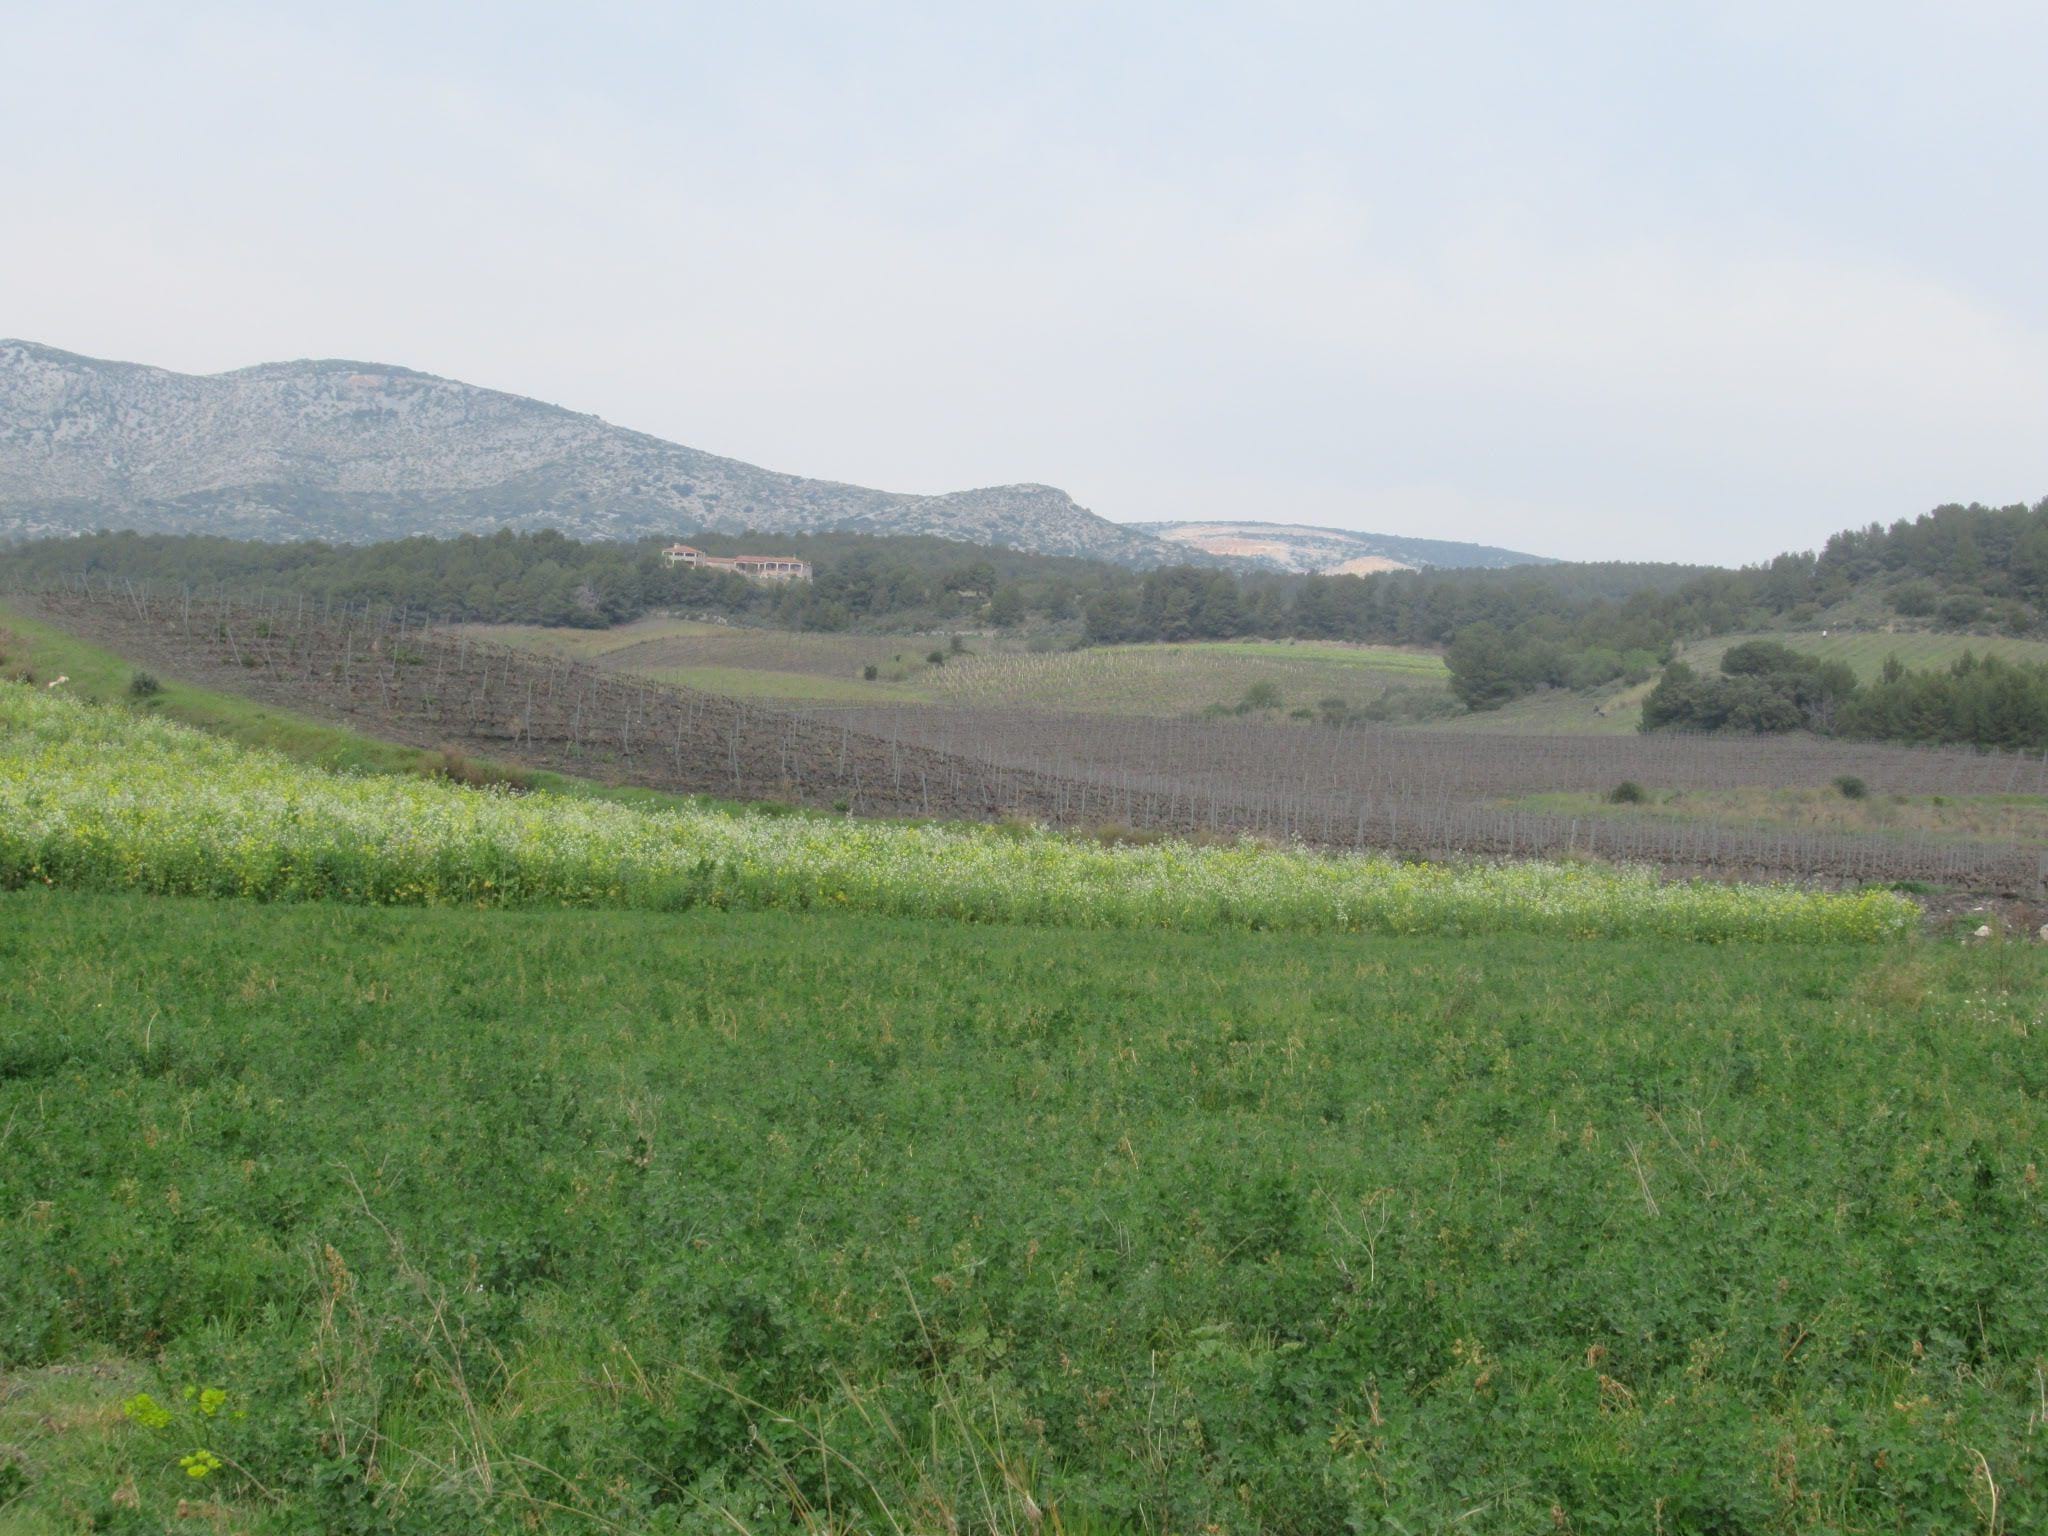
[1833,774,1868,800]
[1643,646,1858,735]
[418,748,534,792]
[861,664,878,681]
[1608,780,1647,805]
[1937,594,1986,628]
[128,671,162,699]
[1889,579,1938,617]
[1354,686,1464,725]
[1240,681,1283,711]
[926,649,946,666]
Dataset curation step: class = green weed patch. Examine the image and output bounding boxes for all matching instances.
[0,894,2042,1530]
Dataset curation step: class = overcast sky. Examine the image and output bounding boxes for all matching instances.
[5,2,2045,562]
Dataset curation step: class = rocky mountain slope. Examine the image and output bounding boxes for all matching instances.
[1133,520,1545,573]
[0,341,1170,562]
[1,342,1553,571]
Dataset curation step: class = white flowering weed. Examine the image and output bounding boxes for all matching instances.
[0,689,1916,942]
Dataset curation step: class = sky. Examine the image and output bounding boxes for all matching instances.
[4,2,2045,564]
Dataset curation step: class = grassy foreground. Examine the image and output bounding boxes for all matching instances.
[0,687,1915,942]
[2,893,2044,1533]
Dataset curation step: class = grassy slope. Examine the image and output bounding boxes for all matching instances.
[0,600,744,817]
[467,620,1454,715]
[3,891,2044,1534]
[0,599,449,777]
[925,641,1449,716]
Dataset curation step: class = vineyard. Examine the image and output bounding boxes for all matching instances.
[18,583,2048,893]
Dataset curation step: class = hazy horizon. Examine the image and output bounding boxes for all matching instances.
[5,3,2045,564]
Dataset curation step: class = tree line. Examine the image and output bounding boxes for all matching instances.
[0,528,1128,632]
[1643,642,2048,751]
[13,500,2038,657]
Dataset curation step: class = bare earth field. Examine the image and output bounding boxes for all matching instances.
[1501,787,2048,848]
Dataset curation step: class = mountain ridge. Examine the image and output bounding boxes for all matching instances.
[0,341,1547,570]
[0,339,1175,562]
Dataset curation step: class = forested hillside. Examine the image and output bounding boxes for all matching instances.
[1437,498,2048,710]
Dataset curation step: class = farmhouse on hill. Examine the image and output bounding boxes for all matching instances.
[661,543,811,582]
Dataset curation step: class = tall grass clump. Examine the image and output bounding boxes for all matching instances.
[0,687,1916,942]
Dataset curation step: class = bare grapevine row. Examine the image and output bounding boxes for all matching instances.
[22,581,2048,893]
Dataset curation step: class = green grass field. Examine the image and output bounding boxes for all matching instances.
[3,891,2044,1534]
[464,621,1455,717]
[928,641,1450,717]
